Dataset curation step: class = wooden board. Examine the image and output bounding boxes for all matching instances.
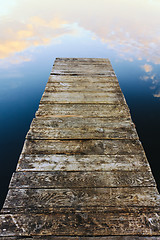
[53,62,112,66]
[0,237,160,240]
[3,187,160,212]
[40,92,126,104]
[9,171,156,189]
[52,58,115,75]
[0,238,79,240]
[55,57,109,62]
[54,57,110,63]
[51,67,114,75]
[80,238,160,240]
[27,127,138,140]
[51,61,114,74]
[51,72,116,76]
[48,75,119,83]
[36,103,131,119]
[17,154,150,172]
[0,237,79,240]
[52,63,114,69]
[27,117,138,140]
[21,139,144,155]
[0,211,160,236]
[30,117,134,128]
[45,82,121,92]
[54,61,111,64]
[2,206,160,214]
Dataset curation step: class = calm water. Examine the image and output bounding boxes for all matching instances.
[0,0,160,209]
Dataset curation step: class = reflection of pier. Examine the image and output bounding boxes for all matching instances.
[0,58,160,238]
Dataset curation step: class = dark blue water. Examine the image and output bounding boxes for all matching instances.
[0,0,160,209]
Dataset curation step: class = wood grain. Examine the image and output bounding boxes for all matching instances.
[9,171,156,188]
[48,75,119,83]
[0,211,160,236]
[55,57,109,62]
[17,154,150,172]
[0,237,159,240]
[30,117,134,127]
[3,187,160,211]
[51,68,114,75]
[45,81,121,92]
[27,117,138,140]
[40,91,126,104]
[36,103,131,119]
[51,60,114,75]
[21,139,144,155]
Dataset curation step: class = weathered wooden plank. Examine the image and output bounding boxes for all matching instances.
[36,103,131,119]
[27,118,138,140]
[3,187,160,212]
[0,238,79,240]
[80,238,160,240]
[51,65,114,75]
[51,72,116,76]
[52,60,114,70]
[52,62,113,69]
[9,171,156,189]
[48,75,118,83]
[52,58,116,75]
[46,81,119,87]
[2,206,160,214]
[53,62,112,66]
[55,57,109,61]
[0,237,159,240]
[30,117,134,128]
[53,60,111,64]
[27,127,138,140]
[0,211,160,236]
[45,82,121,92]
[0,237,79,240]
[54,60,111,64]
[54,58,111,66]
[52,62,113,67]
[21,139,144,155]
[40,92,126,104]
[17,154,150,172]
[54,57,110,63]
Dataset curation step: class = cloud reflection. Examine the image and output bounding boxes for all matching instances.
[0,0,160,66]
[142,64,153,73]
[141,67,160,98]
[0,16,76,60]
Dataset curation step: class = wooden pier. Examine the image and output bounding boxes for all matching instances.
[0,58,160,239]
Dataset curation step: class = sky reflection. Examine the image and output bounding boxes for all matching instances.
[0,0,160,97]
[1,0,160,62]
